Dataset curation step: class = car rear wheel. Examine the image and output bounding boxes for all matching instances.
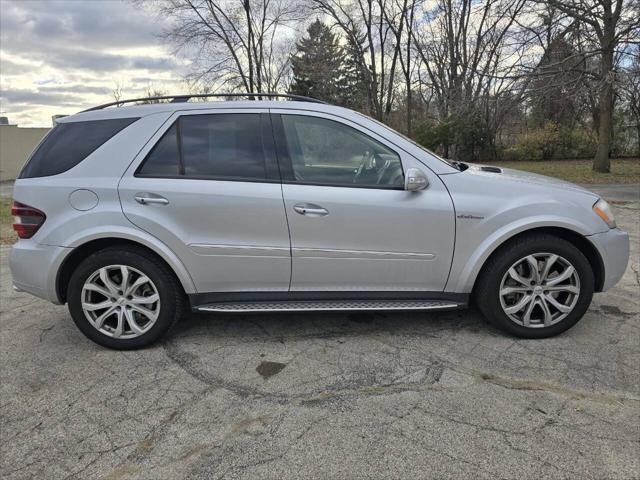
[475,233,594,338]
[68,247,185,349]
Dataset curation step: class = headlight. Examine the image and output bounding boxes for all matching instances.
[592,198,616,228]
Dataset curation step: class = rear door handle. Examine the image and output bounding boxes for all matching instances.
[134,193,169,205]
[293,203,329,216]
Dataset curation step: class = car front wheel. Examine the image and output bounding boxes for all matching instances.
[475,233,595,338]
[67,247,185,349]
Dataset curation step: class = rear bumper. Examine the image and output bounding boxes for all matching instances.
[9,240,70,304]
[587,228,630,292]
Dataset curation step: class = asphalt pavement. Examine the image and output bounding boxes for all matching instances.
[0,191,638,479]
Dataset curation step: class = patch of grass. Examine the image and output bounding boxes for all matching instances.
[0,198,16,245]
[492,158,640,184]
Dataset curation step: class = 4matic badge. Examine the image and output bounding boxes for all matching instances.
[457,214,485,220]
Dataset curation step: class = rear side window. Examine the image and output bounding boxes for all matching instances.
[19,118,138,178]
[136,113,267,180]
[181,114,265,179]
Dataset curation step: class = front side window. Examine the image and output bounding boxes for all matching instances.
[137,113,267,180]
[20,117,138,178]
[280,115,404,187]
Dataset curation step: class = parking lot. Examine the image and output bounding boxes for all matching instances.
[1,200,638,479]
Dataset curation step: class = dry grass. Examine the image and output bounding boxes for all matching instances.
[493,158,640,184]
[1,198,16,245]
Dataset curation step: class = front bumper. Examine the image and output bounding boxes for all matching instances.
[9,240,71,304]
[587,228,630,292]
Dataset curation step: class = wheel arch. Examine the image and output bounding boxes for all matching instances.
[56,235,196,303]
[470,226,605,295]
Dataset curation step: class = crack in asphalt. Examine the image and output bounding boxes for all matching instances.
[161,334,639,409]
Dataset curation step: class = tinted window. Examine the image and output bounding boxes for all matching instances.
[137,123,180,176]
[20,118,138,178]
[181,114,265,179]
[281,115,403,187]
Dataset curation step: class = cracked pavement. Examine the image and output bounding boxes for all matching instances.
[1,203,638,479]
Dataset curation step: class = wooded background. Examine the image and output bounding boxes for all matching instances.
[140,0,639,171]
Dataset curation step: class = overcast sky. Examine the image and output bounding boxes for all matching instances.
[0,0,188,127]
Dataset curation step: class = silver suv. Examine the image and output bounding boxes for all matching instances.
[9,94,630,349]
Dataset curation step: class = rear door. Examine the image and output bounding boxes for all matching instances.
[119,109,291,293]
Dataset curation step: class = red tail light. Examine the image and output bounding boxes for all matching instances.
[11,201,46,239]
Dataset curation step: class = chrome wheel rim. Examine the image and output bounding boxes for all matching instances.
[81,265,160,339]
[499,253,580,328]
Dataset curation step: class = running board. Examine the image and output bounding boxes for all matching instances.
[195,299,463,313]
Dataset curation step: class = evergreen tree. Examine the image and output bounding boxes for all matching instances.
[289,20,346,104]
[529,34,585,129]
[340,34,370,111]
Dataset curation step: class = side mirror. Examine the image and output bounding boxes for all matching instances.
[404,167,429,191]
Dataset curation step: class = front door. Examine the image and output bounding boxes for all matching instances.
[119,110,291,293]
[271,111,455,292]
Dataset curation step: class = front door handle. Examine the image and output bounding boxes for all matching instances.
[293,203,329,217]
[134,193,169,205]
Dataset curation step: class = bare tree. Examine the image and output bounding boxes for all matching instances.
[142,0,639,166]
[410,0,527,158]
[312,0,408,120]
[110,82,174,105]
[619,45,640,154]
[540,0,640,171]
[379,0,419,134]
[141,86,170,104]
[112,81,124,104]
[158,0,301,93]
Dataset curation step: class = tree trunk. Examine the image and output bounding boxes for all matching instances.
[593,84,613,171]
[405,1,415,137]
[593,34,615,172]
[406,87,412,136]
[243,0,255,93]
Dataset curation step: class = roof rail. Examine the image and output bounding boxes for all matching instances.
[81,93,328,112]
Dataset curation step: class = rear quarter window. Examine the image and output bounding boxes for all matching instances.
[19,117,139,178]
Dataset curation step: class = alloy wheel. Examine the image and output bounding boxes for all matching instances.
[499,253,580,328]
[81,265,161,338]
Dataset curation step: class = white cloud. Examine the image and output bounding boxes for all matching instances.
[0,0,188,126]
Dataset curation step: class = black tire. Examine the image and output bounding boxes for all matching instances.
[67,246,186,349]
[475,233,594,339]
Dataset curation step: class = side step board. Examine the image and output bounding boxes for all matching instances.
[195,299,464,313]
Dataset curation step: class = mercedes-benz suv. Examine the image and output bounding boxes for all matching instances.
[9,94,630,349]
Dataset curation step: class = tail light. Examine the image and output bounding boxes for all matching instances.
[11,201,46,239]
